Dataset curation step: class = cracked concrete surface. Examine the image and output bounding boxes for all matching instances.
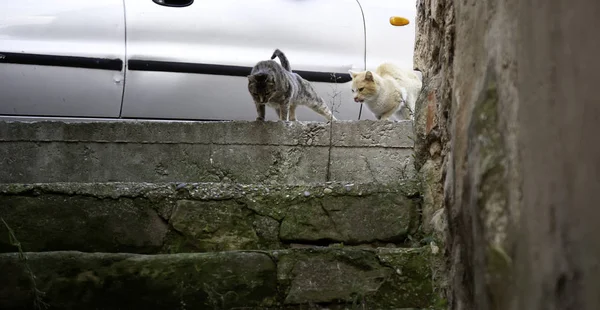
[0,247,435,309]
[0,119,437,308]
[0,120,414,184]
[0,181,419,254]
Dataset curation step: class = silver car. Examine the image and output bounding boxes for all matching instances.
[0,0,417,121]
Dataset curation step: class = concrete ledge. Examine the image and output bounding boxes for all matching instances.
[0,182,419,254]
[0,247,434,309]
[0,120,414,184]
[0,120,413,147]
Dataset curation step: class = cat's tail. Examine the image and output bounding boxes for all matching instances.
[270,49,291,71]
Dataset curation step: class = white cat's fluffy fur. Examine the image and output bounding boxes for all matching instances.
[349,63,422,120]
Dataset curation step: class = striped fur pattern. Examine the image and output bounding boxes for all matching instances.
[247,49,336,121]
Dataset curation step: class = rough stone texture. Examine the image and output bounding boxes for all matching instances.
[0,247,434,309]
[277,248,433,308]
[413,0,455,306]
[415,0,600,309]
[330,147,415,184]
[0,194,169,254]
[414,0,520,306]
[0,251,277,310]
[170,200,260,252]
[0,181,419,254]
[279,195,416,244]
[413,0,454,237]
[0,120,413,184]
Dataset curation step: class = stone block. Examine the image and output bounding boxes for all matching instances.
[0,182,418,254]
[0,120,413,184]
[0,247,434,309]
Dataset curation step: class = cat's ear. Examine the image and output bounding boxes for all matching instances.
[365,71,374,81]
[348,70,359,78]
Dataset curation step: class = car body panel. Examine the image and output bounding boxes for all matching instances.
[0,1,126,117]
[359,0,417,70]
[0,0,418,122]
[121,0,365,121]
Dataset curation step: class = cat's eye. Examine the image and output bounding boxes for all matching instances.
[358,87,364,92]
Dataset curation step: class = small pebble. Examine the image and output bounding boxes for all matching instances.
[175,183,187,190]
[430,241,440,255]
[303,191,311,197]
[323,188,333,194]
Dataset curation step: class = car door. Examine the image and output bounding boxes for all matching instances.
[120,0,365,121]
[0,1,125,118]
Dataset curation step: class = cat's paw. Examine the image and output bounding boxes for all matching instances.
[255,116,265,121]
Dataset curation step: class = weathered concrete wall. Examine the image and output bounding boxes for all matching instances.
[0,120,414,184]
[517,1,600,309]
[0,247,434,309]
[414,0,600,308]
[412,0,455,306]
[0,181,419,254]
[0,118,440,309]
[413,0,454,238]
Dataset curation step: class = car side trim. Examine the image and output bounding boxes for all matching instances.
[128,59,352,83]
[0,52,123,71]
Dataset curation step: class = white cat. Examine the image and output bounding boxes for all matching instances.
[349,63,422,120]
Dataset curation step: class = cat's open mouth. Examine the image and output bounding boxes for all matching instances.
[353,98,364,103]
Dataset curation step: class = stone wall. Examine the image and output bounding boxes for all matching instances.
[0,171,433,309]
[0,182,419,254]
[0,120,414,184]
[414,0,600,308]
[412,0,455,237]
[0,248,434,309]
[412,0,456,305]
[0,118,437,309]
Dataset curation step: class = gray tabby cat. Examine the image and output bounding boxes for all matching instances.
[247,49,336,121]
